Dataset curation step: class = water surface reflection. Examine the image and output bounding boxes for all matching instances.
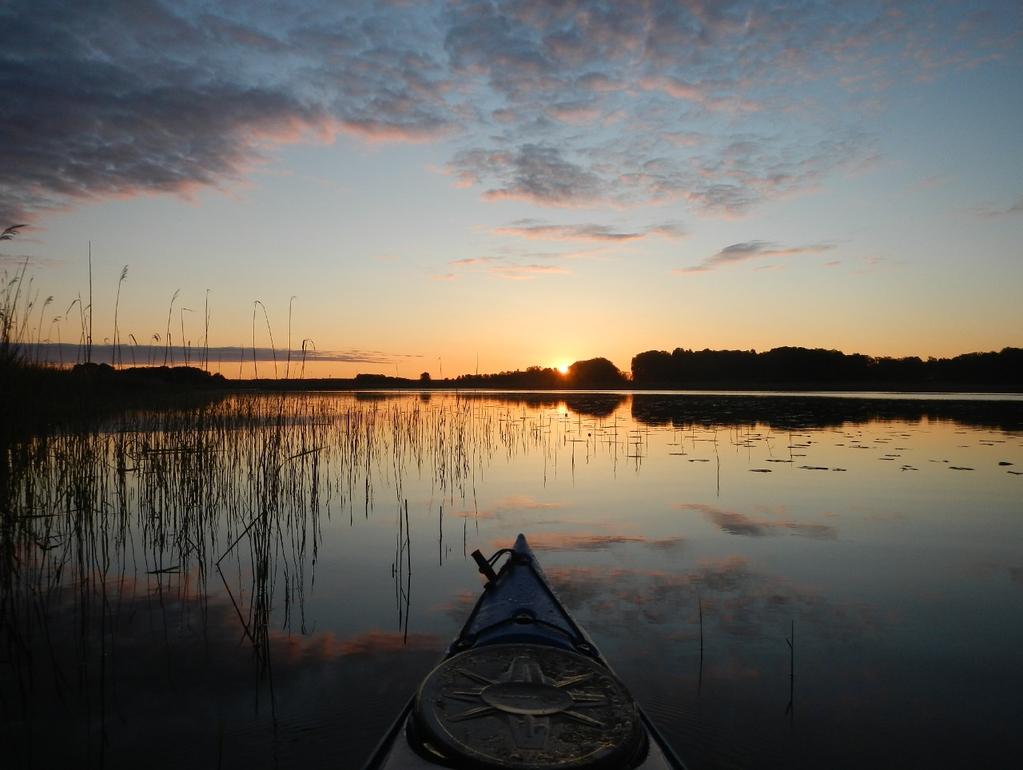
[2,392,1021,768]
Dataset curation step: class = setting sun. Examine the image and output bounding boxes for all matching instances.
[557,363,570,375]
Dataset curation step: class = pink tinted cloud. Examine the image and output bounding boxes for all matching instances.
[339,118,456,144]
[640,76,763,113]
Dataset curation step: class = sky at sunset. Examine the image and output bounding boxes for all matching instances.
[2,0,1021,378]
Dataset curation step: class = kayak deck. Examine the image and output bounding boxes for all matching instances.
[363,534,686,769]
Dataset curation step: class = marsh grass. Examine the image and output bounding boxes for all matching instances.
[1,226,31,371]
[1,390,624,764]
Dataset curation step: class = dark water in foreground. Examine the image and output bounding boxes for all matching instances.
[2,392,1022,769]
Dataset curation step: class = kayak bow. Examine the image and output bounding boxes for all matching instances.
[362,534,687,770]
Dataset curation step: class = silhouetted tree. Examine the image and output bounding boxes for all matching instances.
[353,373,391,385]
[567,357,628,387]
[631,350,673,384]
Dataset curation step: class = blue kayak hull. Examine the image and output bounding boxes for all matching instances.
[363,534,687,770]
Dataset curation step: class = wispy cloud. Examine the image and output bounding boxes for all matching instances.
[911,174,952,191]
[973,197,1023,218]
[451,145,605,207]
[489,264,571,280]
[676,240,836,274]
[450,257,497,267]
[448,254,571,280]
[494,219,685,242]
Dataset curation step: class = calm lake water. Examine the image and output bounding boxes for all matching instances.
[2,391,1022,769]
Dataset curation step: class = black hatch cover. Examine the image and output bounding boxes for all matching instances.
[413,644,644,769]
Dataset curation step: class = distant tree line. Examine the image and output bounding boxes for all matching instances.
[27,348,1012,396]
[453,366,566,389]
[630,346,1023,389]
[448,348,1022,390]
[454,358,629,389]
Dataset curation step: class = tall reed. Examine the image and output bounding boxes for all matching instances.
[164,289,180,366]
[113,265,127,367]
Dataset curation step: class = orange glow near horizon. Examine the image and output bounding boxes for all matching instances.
[557,363,570,375]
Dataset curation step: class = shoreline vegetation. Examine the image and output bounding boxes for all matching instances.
[7,353,1021,401]
[1,347,1020,437]
[4,358,1022,435]
[47,345,1023,392]
[287,346,1023,393]
[4,348,1022,404]
[2,358,1023,452]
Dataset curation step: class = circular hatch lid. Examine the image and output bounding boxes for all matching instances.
[413,644,644,769]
